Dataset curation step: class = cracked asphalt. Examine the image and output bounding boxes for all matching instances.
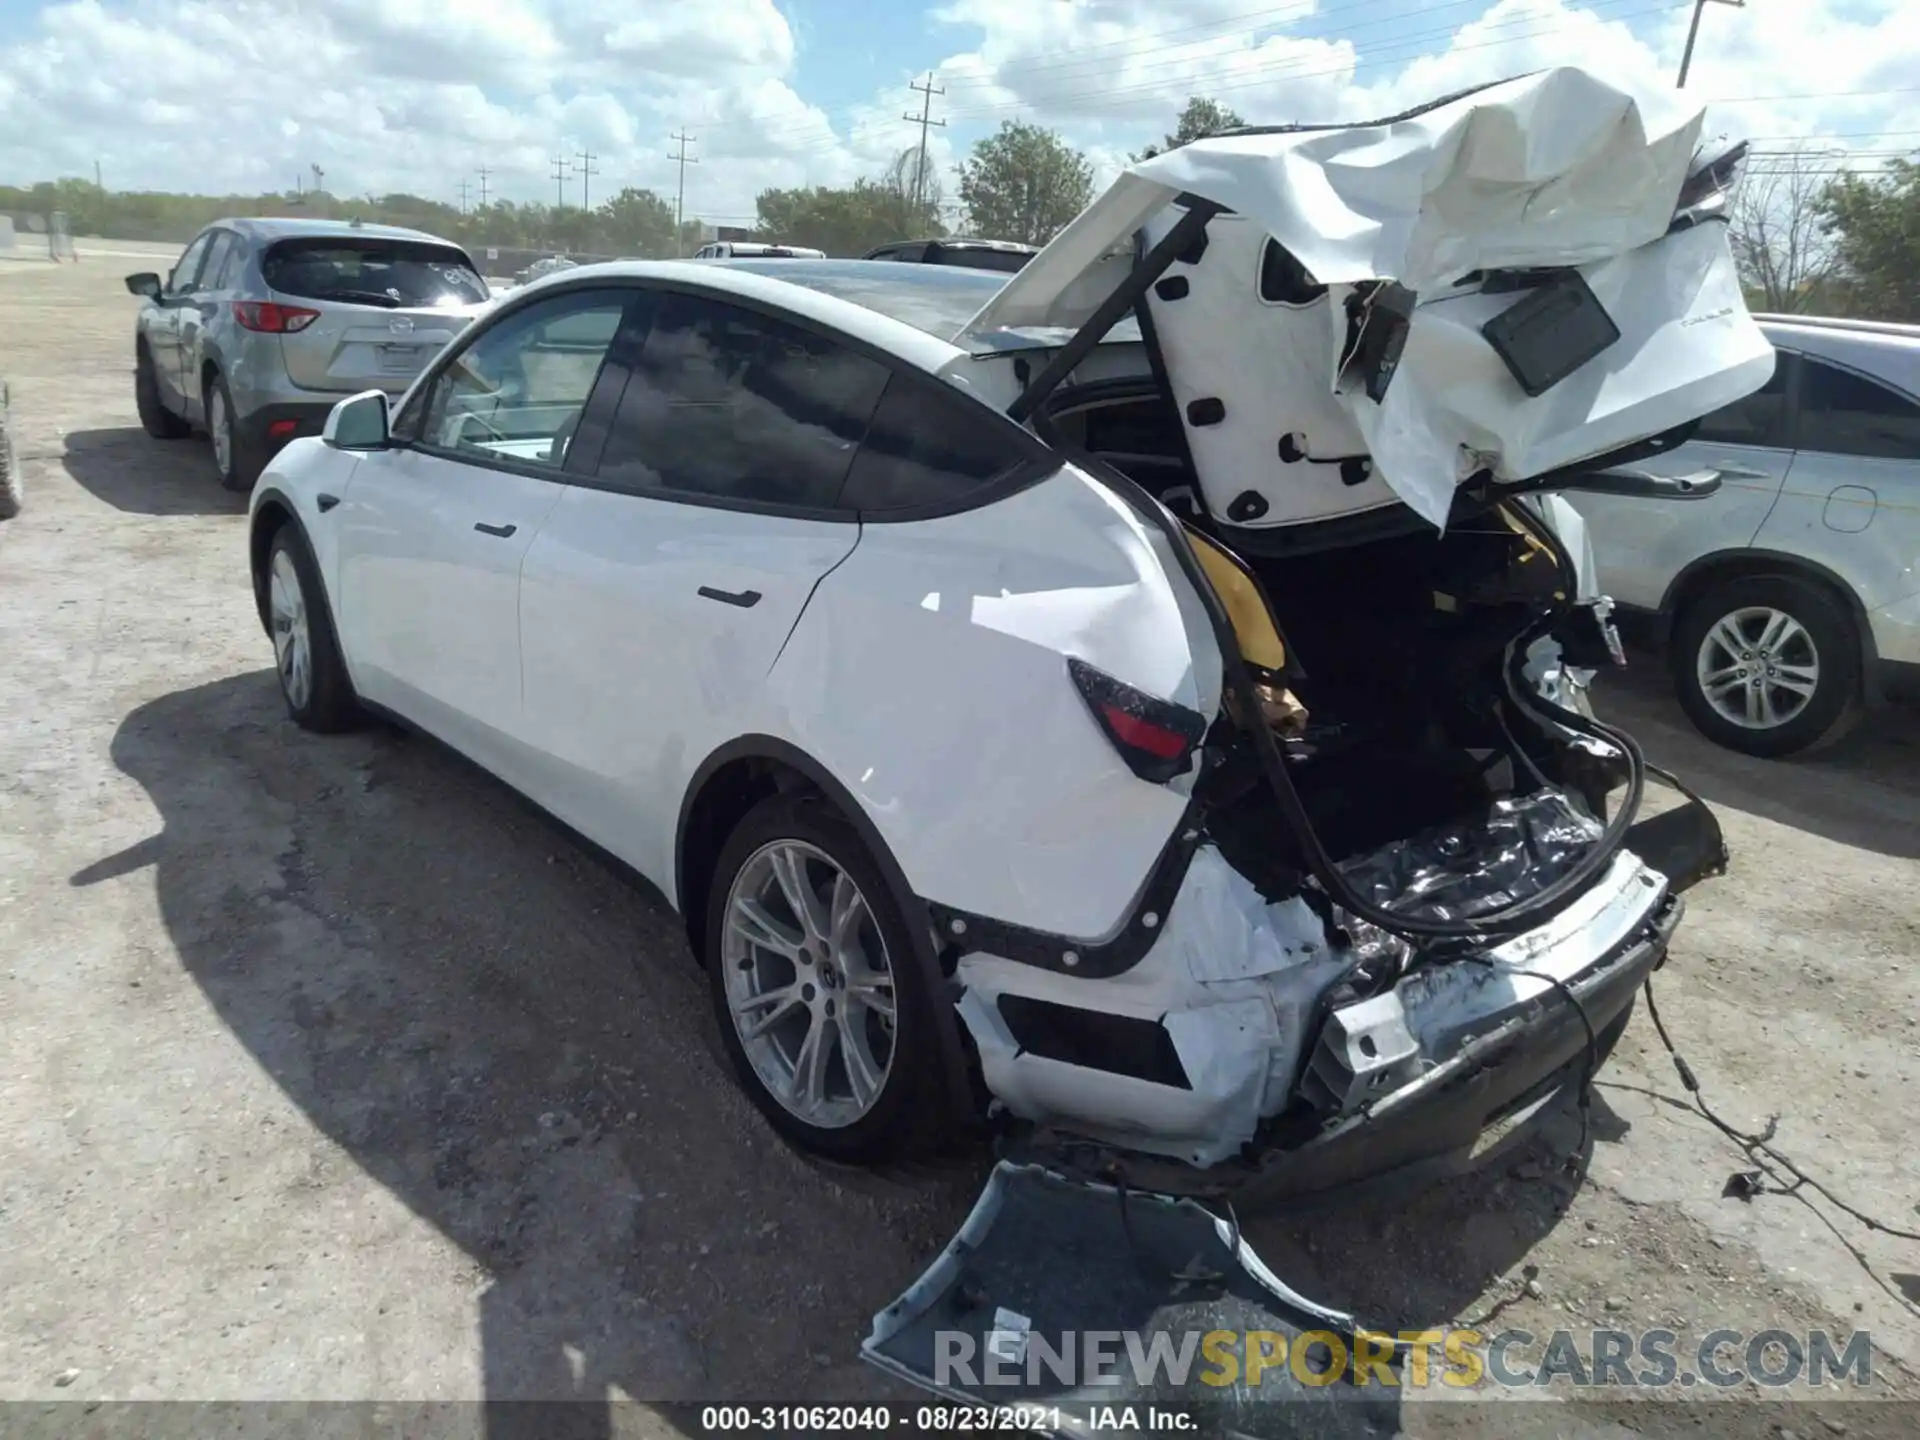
[3,257,1918,1437]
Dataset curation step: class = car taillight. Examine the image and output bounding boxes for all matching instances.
[1067,657,1208,784]
[233,301,320,333]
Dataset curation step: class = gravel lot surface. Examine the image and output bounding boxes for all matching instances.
[3,261,1917,1437]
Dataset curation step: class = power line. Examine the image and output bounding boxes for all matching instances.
[457,177,472,213]
[669,130,698,256]
[477,165,491,209]
[904,73,947,214]
[550,154,571,210]
[577,148,600,210]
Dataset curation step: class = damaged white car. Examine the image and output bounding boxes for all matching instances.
[251,70,1756,1248]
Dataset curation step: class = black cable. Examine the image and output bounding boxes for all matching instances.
[1473,959,1601,1160]
[1059,436,1646,945]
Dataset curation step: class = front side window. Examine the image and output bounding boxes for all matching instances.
[838,374,1042,512]
[263,238,489,309]
[595,293,890,508]
[1693,358,1789,447]
[1797,357,1920,460]
[418,289,630,469]
[168,234,212,296]
[196,232,238,292]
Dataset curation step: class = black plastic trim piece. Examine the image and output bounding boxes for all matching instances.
[1226,490,1269,523]
[996,995,1192,1089]
[1153,276,1190,302]
[1186,397,1225,427]
[697,585,761,608]
[925,814,1209,981]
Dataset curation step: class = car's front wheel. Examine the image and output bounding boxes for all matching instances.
[1671,573,1862,757]
[266,525,359,732]
[704,795,943,1163]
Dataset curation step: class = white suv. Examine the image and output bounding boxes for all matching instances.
[245,70,1755,1204]
[1573,314,1920,756]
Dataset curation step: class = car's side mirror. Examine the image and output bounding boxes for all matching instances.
[323,391,391,451]
[124,272,163,300]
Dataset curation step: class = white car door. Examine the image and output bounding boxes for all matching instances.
[515,287,885,891]
[1574,356,1795,611]
[331,287,633,779]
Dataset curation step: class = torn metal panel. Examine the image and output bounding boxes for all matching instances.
[955,848,1349,1168]
[863,1162,1396,1437]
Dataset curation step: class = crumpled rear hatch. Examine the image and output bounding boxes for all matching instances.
[953,66,1773,531]
[864,1162,1400,1436]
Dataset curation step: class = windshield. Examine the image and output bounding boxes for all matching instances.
[724,258,1141,347]
[263,238,488,308]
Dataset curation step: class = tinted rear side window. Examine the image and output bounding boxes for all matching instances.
[838,375,1042,512]
[1693,359,1788,447]
[264,238,488,308]
[932,247,1031,274]
[596,293,890,508]
[1798,358,1920,459]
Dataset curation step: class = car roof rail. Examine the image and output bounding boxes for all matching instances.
[1754,313,1920,341]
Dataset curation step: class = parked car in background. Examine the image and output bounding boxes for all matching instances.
[690,241,826,260]
[1571,314,1920,757]
[864,237,1037,273]
[125,218,491,491]
[515,256,579,285]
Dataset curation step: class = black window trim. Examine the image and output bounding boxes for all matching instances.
[1790,349,1920,459]
[396,283,645,487]
[404,272,1064,524]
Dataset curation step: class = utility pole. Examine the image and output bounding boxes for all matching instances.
[311,164,326,217]
[1676,0,1745,88]
[576,149,600,211]
[94,159,103,192]
[669,130,698,256]
[550,154,571,210]
[457,177,472,213]
[903,73,946,216]
[476,165,492,210]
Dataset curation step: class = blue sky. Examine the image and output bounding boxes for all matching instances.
[0,0,1914,223]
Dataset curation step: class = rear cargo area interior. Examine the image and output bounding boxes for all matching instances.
[1047,389,1601,881]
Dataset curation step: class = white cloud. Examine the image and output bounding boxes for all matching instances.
[0,0,1913,230]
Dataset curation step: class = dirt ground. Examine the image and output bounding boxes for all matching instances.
[2,259,1917,1436]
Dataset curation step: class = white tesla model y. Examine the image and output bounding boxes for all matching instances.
[248,70,1763,1209]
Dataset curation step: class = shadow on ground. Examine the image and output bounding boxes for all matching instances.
[62,425,241,516]
[81,672,1647,1433]
[1596,653,1920,860]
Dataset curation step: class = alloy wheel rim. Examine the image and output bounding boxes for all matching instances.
[1696,605,1820,730]
[720,839,897,1129]
[268,550,312,711]
[211,389,232,475]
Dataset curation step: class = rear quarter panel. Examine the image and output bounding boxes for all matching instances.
[766,463,1223,940]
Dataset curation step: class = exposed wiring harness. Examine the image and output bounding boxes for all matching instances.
[1059,429,1648,946]
[1638,979,1920,1317]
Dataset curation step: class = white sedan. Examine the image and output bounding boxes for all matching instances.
[248,69,1750,1201]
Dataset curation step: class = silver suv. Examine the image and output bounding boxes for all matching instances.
[125,218,491,490]
[1574,314,1920,756]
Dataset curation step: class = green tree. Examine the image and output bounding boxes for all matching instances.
[754,151,943,256]
[956,121,1094,246]
[596,186,678,257]
[1817,158,1920,320]
[1133,96,1247,162]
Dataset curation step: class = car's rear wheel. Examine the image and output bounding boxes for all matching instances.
[135,342,190,440]
[1671,573,1862,757]
[206,371,260,492]
[266,525,359,732]
[704,794,943,1163]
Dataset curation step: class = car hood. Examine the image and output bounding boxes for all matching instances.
[956,67,1774,528]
